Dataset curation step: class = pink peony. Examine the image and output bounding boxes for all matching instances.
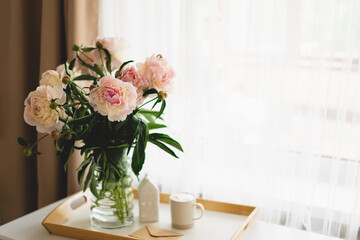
[118,65,148,105]
[89,76,137,121]
[24,86,66,134]
[137,54,175,92]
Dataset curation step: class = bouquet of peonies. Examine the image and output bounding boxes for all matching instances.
[18,37,183,202]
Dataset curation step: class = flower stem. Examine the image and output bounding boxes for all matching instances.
[115,187,125,224]
[122,186,129,215]
[98,49,107,74]
[79,50,94,63]
[29,134,49,150]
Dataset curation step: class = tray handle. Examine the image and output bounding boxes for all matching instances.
[230,206,259,240]
[42,191,90,227]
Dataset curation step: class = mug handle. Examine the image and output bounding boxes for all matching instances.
[192,203,204,220]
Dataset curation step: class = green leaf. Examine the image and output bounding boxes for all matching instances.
[83,163,95,191]
[60,139,75,171]
[124,115,140,154]
[137,109,164,121]
[17,137,28,148]
[81,47,96,52]
[150,133,183,152]
[63,146,74,172]
[64,61,70,76]
[76,156,92,172]
[77,167,86,185]
[76,52,104,77]
[141,113,155,123]
[143,88,158,97]
[55,140,63,152]
[69,58,76,70]
[79,114,99,138]
[151,98,162,110]
[156,100,166,119]
[73,75,97,81]
[149,139,179,158]
[119,60,134,71]
[131,119,148,176]
[103,49,112,73]
[137,109,160,115]
[94,151,103,165]
[147,122,167,130]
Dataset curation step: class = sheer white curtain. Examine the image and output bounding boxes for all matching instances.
[99,0,360,239]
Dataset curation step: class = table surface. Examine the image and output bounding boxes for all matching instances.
[0,199,341,240]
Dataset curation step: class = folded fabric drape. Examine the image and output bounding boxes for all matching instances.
[0,0,98,224]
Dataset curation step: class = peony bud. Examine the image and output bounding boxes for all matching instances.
[50,101,57,110]
[96,41,103,49]
[62,76,70,84]
[23,149,32,157]
[72,44,80,51]
[115,70,122,78]
[51,130,61,140]
[158,91,168,100]
[65,133,72,140]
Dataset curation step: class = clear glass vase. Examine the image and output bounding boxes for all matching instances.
[90,151,134,229]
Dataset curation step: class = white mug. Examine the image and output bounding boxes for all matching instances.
[170,192,205,229]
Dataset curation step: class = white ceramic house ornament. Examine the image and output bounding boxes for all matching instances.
[138,175,160,223]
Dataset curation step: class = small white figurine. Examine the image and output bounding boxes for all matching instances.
[138,174,160,223]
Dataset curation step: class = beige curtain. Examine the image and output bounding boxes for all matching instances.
[0,0,98,224]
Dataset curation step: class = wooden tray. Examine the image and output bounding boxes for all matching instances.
[42,190,259,240]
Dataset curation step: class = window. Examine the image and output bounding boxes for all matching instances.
[99,1,360,239]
